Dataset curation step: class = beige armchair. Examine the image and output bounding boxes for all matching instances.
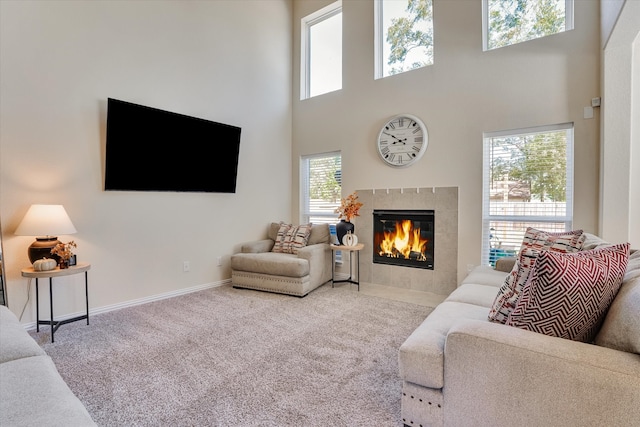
[231,222,333,297]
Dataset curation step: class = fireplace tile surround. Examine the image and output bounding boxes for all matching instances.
[336,187,458,296]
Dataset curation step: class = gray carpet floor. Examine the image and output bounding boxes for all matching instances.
[30,283,432,426]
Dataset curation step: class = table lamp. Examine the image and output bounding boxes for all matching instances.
[15,204,77,263]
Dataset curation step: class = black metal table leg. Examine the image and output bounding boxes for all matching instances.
[49,277,54,342]
[85,271,89,325]
[356,250,360,291]
[331,250,336,288]
[35,278,40,332]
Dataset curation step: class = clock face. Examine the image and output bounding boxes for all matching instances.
[377,114,428,167]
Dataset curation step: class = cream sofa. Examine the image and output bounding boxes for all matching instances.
[399,233,640,426]
[231,222,333,297]
[0,305,96,426]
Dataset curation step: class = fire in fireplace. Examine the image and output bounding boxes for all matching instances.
[373,210,434,269]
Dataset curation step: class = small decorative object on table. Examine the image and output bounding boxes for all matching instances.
[334,191,363,245]
[32,258,57,271]
[50,240,77,269]
[343,231,358,247]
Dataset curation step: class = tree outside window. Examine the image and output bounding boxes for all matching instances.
[376,0,433,78]
[485,0,572,50]
[482,124,574,266]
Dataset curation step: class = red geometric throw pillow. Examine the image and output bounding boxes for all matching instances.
[488,228,586,324]
[505,243,630,342]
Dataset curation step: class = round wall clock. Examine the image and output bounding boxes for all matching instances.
[376,114,428,167]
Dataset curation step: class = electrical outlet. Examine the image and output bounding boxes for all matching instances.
[217,256,222,267]
[183,261,190,272]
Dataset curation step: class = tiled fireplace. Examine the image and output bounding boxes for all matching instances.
[337,187,458,296]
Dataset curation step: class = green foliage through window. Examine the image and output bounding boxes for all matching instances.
[486,0,571,50]
[301,153,342,225]
[482,124,574,266]
[490,131,567,202]
[379,0,433,77]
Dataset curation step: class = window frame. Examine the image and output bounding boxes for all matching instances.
[481,122,575,266]
[300,1,342,100]
[482,0,574,51]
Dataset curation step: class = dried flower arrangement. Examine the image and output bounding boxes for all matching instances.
[51,240,77,261]
[335,191,363,222]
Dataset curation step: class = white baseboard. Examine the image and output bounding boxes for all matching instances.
[23,279,231,331]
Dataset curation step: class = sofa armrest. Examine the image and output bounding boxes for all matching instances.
[444,319,640,427]
[494,256,516,272]
[240,239,274,253]
[297,243,332,285]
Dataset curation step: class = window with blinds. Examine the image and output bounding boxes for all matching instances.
[301,152,342,225]
[482,123,574,266]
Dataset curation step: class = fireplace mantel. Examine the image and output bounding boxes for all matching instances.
[338,187,458,296]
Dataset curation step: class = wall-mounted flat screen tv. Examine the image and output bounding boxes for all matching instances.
[105,98,241,193]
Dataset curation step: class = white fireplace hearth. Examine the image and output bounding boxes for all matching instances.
[337,187,458,296]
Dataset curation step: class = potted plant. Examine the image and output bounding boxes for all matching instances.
[334,191,363,244]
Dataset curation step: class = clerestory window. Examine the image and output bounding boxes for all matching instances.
[301,1,342,99]
[375,0,434,79]
[483,0,574,51]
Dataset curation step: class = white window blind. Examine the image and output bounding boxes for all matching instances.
[482,123,574,266]
[301,152,342,225]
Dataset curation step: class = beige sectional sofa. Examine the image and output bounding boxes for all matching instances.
[0,305,96,426]
[399,233,640,426]
[231,222,333,297]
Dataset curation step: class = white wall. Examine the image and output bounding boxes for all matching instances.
[292,0,601,281]
[0,0,293,320]
[601,0,640,246]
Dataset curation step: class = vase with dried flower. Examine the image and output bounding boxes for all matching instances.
[334,191,363,245]
[51,240,77,269]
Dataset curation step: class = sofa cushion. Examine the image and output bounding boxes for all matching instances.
[0,305,45,363]
[506,243,630,343]
[0,355,96,426]
[581,232,613,251]
[488,229,586,324]
[399,301,490,389]
[445,283,502,308]
[461,265,507,288]
[594,249,640,354]
[307,223,330,245]
[230,252,310,278]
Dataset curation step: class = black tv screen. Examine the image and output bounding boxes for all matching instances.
[105,98,241,193]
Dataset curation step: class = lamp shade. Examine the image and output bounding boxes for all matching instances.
[15,205,77,264]
[15,204,77,237]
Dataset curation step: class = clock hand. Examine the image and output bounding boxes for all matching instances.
[383,132,405,144]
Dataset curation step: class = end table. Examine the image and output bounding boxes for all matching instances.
[330,243,364,291]
[21,263,91,343]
